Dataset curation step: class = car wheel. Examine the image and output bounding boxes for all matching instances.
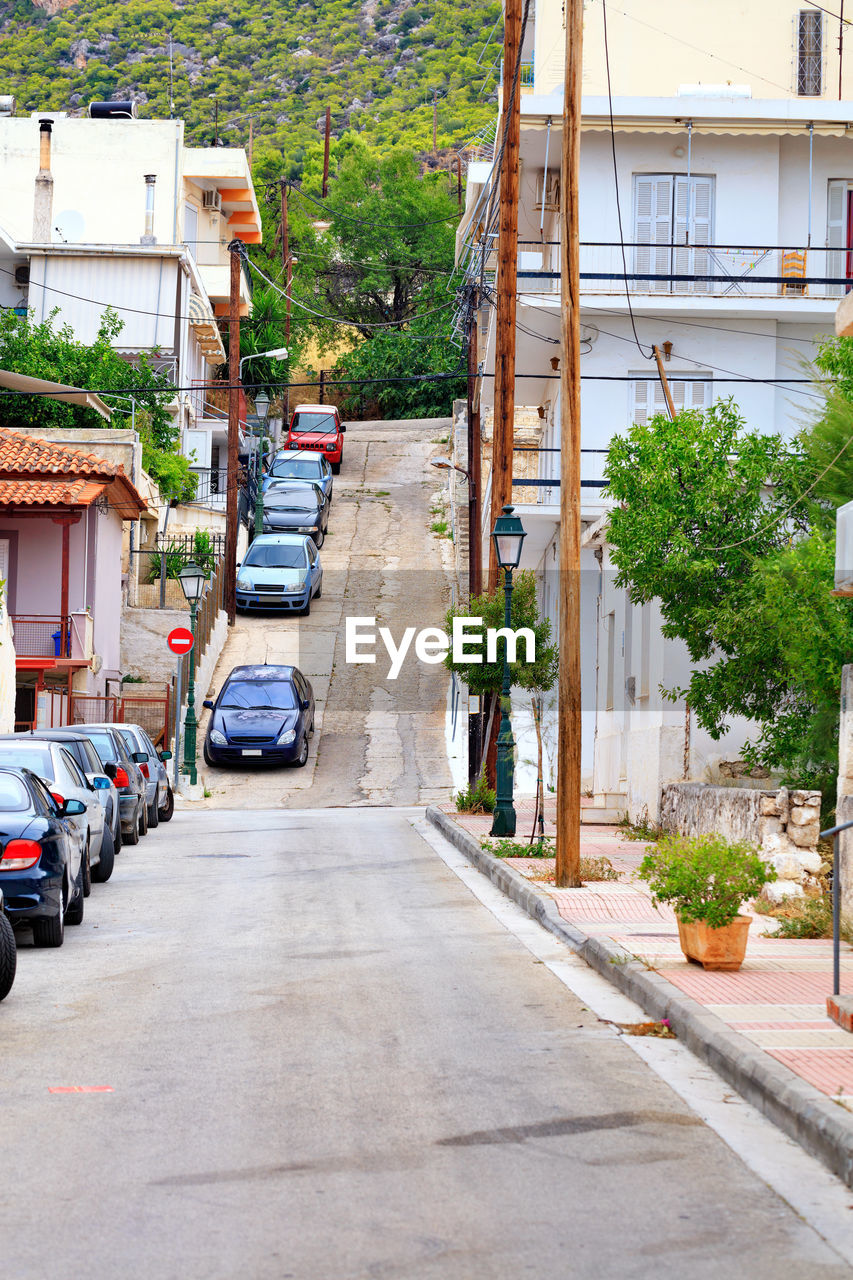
[64,862,85,926]
[302,595,311,617]
[315,580,322,599]
[314,530,325,549]
[158,785,175,822]
[92,825,115,883]
[147,797,160,829]
[33,880,65,948]
[81,838,92,897]
[309,717,315,737]
[114,818,123,854]
[139,801,148,838]
[293,734,309,768]
[331,462,341,475]
[203,743,218,767]
[0,911,15,1000]
[124,807,140,846]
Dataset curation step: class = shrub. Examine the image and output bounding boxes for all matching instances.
[639,833,775,929]
[455,773,496,813]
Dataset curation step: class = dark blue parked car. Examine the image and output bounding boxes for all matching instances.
[202,664,315,769]
[0,766,87,948]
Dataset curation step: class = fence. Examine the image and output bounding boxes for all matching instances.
[131,532,227,610]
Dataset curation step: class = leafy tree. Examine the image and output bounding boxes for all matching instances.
[604,398,853,806]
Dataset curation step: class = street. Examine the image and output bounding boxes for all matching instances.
[2,808,850,1279]
[198,419,454,808]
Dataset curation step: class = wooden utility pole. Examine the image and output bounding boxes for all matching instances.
[467,290,482,599]
[653,345,677,419]
[281,181,291,343]
[322,108,331,198]
[225,242,242,626]
[456,155,463,211]
[248,119,254,167]
[488,0,522,591]
[555,0,583,888]
[433,89,438,157]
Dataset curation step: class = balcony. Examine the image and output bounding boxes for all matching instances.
[11,613,94,664]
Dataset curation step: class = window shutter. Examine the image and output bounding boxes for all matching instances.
[634,175,673,293]
[827,180,847,297]
[672,177,714,295]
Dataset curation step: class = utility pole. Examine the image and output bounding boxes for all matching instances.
[488,0,522,591]
[214,98,219,147]
[433,89,438,157]
[652,345,677,420]
[248,119,254,168]
[467,289,482,599]
[322,107,331,199]
[555,0,583,889]
[225,241,243,626]
[281,181,291,344]
[456,155,463,212]
[840,1,846,100]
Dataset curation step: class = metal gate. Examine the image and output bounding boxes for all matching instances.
[68,690,171,748]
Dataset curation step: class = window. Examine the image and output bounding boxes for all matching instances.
[633,175,714,294]
[183,203,199,257]
[630,372,713,425]
[826,180,853,296]
[797,9,823,96]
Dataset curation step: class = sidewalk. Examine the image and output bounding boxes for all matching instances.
[429,801,853,1184]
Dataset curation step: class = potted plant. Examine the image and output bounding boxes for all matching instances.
[639,834,776,971]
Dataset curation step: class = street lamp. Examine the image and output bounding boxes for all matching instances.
[238,347,288,380]
[489,505,526,837]
[252,391,271,538]
[179,561,206,786]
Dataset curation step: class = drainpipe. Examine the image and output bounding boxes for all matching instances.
[141,174,157,246]
[32,119,54,242]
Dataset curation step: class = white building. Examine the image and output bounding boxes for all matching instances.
[0,107,262,481]
[458,1,853,819]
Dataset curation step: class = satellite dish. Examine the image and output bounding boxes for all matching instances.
[580,323,599,348]
[54,209,86,243]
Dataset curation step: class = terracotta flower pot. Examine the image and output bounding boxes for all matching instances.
[676,914,751,971]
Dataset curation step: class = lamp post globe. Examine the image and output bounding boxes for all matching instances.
[178,561,205,786]
[490,506,526,837]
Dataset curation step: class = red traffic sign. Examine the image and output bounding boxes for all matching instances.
[167,627,194,656]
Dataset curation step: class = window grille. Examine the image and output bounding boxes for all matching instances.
[797,9,823,96]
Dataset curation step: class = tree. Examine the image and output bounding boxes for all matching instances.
[0,308,195,501]
[444,571,558,827]
[604,398,853,807]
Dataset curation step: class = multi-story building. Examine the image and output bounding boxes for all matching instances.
[0,105,262,480]
[458,2,853,818]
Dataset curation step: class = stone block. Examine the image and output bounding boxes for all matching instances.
[788,821,820,848]
[776,786,790,825]
[789,804,820,826]
[759,794,780,817]
[791,789,821,806]
[797,848,824,875]
[761,879,804,904]
[770,849,806,881]
[757,816,783,842]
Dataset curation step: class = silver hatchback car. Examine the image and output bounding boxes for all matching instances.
[116,724,174,828]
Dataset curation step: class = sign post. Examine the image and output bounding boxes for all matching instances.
[167,628,194,789]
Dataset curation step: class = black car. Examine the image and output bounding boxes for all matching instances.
[0,766,87,948]
[261,485,328,546]
[72,725,148,845]
[203,664,315,768]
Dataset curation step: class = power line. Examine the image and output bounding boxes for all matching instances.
[283,182,460,230]
[248,258,456,330]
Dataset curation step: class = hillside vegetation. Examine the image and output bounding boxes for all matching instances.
[0,0,501,164]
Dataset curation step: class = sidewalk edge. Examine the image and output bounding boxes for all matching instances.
[425,804,853,1189]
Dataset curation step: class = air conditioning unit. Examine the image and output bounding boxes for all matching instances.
[535,171,560,211]
[14,264,29,286]
[202,189,222,212]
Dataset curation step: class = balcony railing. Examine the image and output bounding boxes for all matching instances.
[11,614,93,661]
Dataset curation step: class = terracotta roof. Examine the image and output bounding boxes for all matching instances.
[0,430,123,479]
[0,479,107,508]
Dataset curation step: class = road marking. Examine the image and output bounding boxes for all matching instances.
[412,815,853,1268]
[48,1086,114,1094]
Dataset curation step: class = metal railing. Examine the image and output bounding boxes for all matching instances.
[131,533,227,610]
[11,615,72,658]
[820,817,852,998]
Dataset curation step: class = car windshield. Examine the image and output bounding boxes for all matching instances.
[291,413,337,435]
[269,459,320,479]
[0,772,31,811]
[86,732,119,765]
[243,545,308,569]
[118,729,137,752]
[0,745,54,781]
[220,681,297,710]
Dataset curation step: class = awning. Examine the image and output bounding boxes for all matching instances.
[0,369,112,420]
[187,293,226,365]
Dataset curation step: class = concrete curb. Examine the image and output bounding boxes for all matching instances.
[426,804,853,1189]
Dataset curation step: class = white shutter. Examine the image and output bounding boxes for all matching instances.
[827,180,848,297]
[631,373,711,425]
[632,378,649,425]
[672,177,691,294]
[672,177,713,295]
[634,175,673,294]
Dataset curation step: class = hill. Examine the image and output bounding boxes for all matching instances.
[0,0,501,168]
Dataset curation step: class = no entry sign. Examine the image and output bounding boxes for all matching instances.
[167,627,194,656]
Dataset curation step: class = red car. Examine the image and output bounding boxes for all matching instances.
[284,404,346,473]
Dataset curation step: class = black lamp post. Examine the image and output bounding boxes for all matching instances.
[179,561,206,786]
[490,505,526,837]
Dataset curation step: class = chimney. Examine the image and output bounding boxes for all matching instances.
[141,174,157,245]
[32,118,54,242]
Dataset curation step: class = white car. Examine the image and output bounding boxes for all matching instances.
[0,739,106,897]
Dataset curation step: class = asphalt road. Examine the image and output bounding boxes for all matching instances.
[2,808,848,1279]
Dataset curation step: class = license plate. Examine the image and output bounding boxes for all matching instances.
[241,749,263,757]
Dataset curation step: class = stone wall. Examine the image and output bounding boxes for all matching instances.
[660,781,823,900]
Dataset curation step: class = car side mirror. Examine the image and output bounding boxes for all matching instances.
[91,775,111,790]
[159,749,173,761]
[203,700,214,711]
[300,698,311,711]
[103,762,117,781]
[63,799,87,817]
[340,424,347,432]
[132,751,148,764]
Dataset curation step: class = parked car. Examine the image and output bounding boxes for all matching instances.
[0,739,105,893]
[0,766,87,946]
[284,404,345,473]
[263,450,334,503]
[266,479,331,530]
[19,729,121,866]
[115,724,174,827]
[0,887,16,1001]
[203,664,315,768]
[236,534,323,615]
[72,725,148,845]
[261,484,328,546]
